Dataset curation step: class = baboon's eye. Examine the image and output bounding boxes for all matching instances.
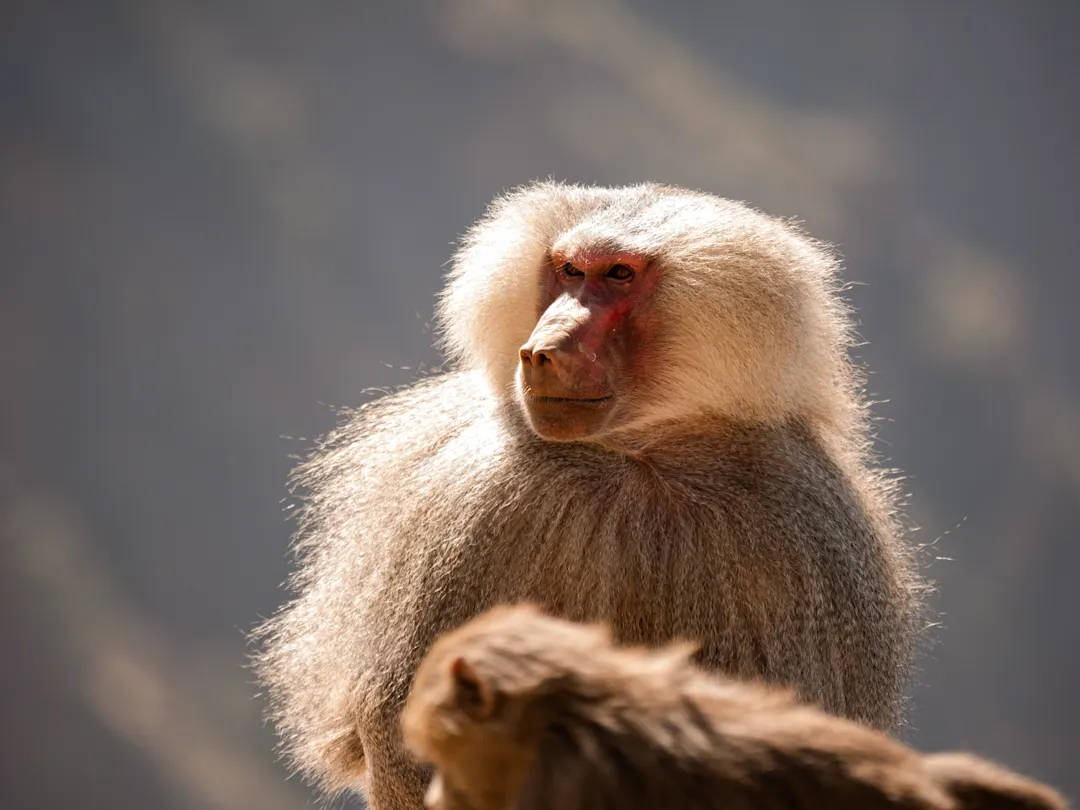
[562,262,584,277]
[607,264,634,282]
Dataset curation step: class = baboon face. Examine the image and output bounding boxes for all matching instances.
[439,183,843,443]
[517,249,659,442]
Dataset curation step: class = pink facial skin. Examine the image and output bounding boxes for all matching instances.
[517,250,658,441]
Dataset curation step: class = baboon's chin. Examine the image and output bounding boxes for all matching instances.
[519,394,615,442]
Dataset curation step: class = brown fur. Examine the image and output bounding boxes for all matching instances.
[403,606,1066,810]
[252,181,927,808]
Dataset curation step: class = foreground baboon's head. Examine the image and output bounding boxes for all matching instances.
[401,604,694,810]
[436,182,857,443]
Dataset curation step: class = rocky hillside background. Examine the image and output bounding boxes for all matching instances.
[2,2,1078,807]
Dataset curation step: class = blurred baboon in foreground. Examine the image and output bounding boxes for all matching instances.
[254,181,928,808]
[404,605,1065,810]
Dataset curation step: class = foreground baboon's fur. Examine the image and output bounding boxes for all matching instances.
[253,181,928,808]
[403,606,1064,810]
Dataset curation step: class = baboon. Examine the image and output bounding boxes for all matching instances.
[403,605,1065,810]
[253,181,927,808]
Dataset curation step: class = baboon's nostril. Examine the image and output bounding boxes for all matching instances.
[520,348,554,367]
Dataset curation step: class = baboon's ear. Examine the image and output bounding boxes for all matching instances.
[449,657,497,720]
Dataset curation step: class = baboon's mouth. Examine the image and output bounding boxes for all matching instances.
[529,394,613,405]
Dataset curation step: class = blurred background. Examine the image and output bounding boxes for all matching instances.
[2,1,1078,807]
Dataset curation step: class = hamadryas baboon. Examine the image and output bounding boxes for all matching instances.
[254,181,927,809]
[404,605,1060,810]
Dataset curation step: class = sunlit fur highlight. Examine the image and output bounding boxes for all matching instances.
[253,181,927,808]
